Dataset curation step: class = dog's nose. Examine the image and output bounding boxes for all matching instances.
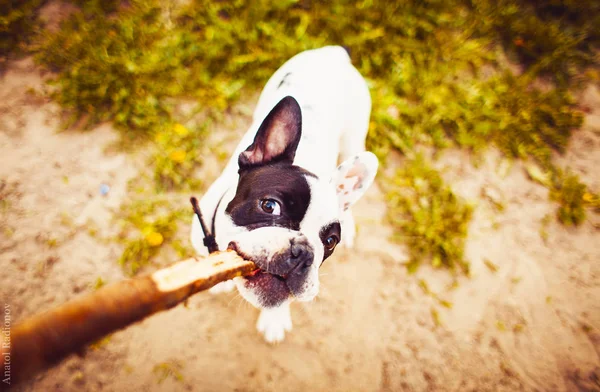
[287,240,313,274]
[290,241,305,259]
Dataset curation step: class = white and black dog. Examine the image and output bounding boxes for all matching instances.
[191,46,378,343]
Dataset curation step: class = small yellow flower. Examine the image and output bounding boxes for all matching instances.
[146,232,164,247]
[169,149,187,163]
[154,131,167,144]
[173,123,189,136]
[582,192,594,203]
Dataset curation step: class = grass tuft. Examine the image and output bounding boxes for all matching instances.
[387,154,473,274]
[115,198,190,276]
[153,361,184,384]
[151,122,208,192]
[550,170,596,226]
[0,0,45,69]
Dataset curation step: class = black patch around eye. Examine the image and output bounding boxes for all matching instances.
[319,221,341,262]
[226,164,313,231]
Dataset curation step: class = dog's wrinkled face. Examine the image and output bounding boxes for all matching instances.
[220,96,377,308]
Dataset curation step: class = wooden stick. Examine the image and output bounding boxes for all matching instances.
[8,251,255,387]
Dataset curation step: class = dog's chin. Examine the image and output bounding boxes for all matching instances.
[235,271,291,309]
[235,270,319,308]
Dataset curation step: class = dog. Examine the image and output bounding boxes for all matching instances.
[191,46,378,343]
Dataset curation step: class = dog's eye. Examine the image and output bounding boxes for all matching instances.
[260,199,281,215]
[325,235,338,251]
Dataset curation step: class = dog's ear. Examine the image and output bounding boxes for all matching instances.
[239,96,302,169]
[331,152,378,211]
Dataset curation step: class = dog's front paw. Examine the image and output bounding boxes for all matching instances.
[209,280,236,294]
[256,304,292,343]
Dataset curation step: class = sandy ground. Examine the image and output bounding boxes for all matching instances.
[1,57,600,392]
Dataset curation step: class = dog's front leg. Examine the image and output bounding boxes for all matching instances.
[256,301,292,343]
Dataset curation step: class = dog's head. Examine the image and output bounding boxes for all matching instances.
[220,96,377,308]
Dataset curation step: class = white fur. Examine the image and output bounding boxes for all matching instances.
[191,46,377,342]
[256,301,292,343]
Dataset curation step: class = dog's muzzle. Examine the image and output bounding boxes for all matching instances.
[228,237,315,293]
[266,238,313,278]
[228,237,314,277]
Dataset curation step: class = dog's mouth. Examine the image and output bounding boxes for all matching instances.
[228,241,293,307]
[243,266,291,308]
[227,242,288,282]
[245,268,287,282]
[246,267,261,277]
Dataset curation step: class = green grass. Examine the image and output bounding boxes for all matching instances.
[550,169,598,226]
[153,361,184,384]
[115,197,191,276]
[36,1,180,134]
[0,0,46,69]
[31,0,591,148]
[151,122,209,192]
[3,0,599,274]
[387,154,473,274]
[468,0,600,86]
